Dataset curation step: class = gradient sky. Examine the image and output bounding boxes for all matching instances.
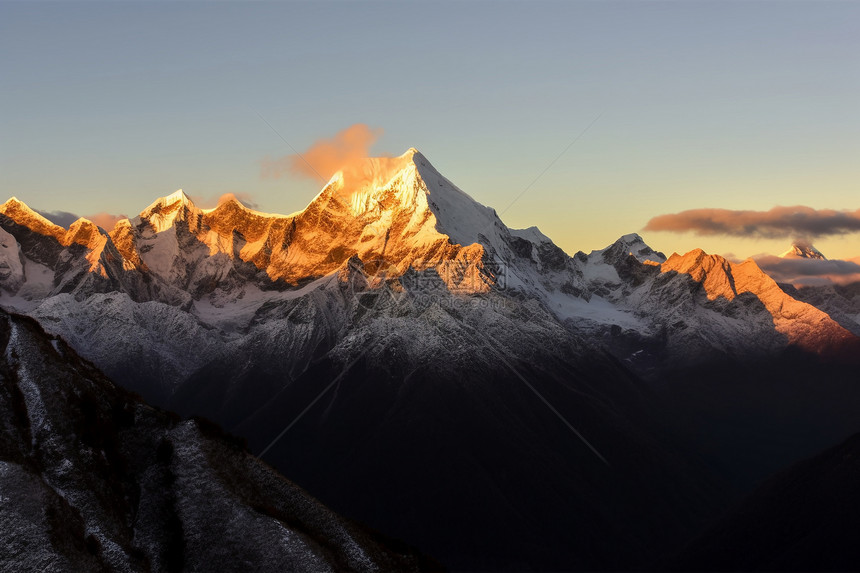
[2,1,858,259]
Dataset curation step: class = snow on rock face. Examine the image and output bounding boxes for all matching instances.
[254,149,501,292]
[660,251,856,355]
[1,147,858,392]
[66,218,112,276]
[0,226,25,293]
[30,292,223,400]
[137,189,201,234]
[593,233,667,265]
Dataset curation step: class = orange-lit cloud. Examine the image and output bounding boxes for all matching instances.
[216,192,259,210]
[261,124,396,190]
[645,206,860,239]
[88,212,128,232]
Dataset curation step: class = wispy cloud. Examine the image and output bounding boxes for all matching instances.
[88,212,128,232]
[645,206,860,240]
[755,255,860,286]
[261,123,389,189]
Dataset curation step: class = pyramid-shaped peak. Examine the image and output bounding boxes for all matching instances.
[600,233,666,264]
[138,189,202,233]
[139,189,198,214]
[619,232,645,244]
[165,189,192,204]
[300,148,502,252]
[780,241,826,260]
[147,189,195,209]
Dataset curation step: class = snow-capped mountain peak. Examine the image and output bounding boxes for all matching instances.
[137,189,202,234]
[316,148,499,249]
[780,241,826,260]
[163,188,194,207]
[594,232,667,265]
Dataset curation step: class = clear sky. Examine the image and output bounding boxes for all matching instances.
[2,1,858,259]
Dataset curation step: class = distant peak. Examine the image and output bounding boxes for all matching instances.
[780,241,826,260]
[601,233,666,264]
[618,233,644,244]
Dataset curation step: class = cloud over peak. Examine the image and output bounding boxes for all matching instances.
[261,123,384,187]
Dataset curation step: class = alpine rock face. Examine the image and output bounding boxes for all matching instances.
[2,149,860,570]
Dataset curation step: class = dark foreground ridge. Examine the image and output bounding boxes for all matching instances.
[674,431,860,571]
[0,308,434,572]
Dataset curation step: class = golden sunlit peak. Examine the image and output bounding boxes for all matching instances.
[321,148,421,190]
[0,196,66,237]
[163,189,193,206]
[141,189,197,215]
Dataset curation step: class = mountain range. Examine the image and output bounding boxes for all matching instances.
[2,148,859,570]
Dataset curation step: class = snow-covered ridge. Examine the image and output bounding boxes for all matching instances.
[1,148,858,375]
[0,197,67,240]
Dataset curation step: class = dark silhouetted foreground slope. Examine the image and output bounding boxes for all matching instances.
[0,308,431,572]
[676,432,860,571]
